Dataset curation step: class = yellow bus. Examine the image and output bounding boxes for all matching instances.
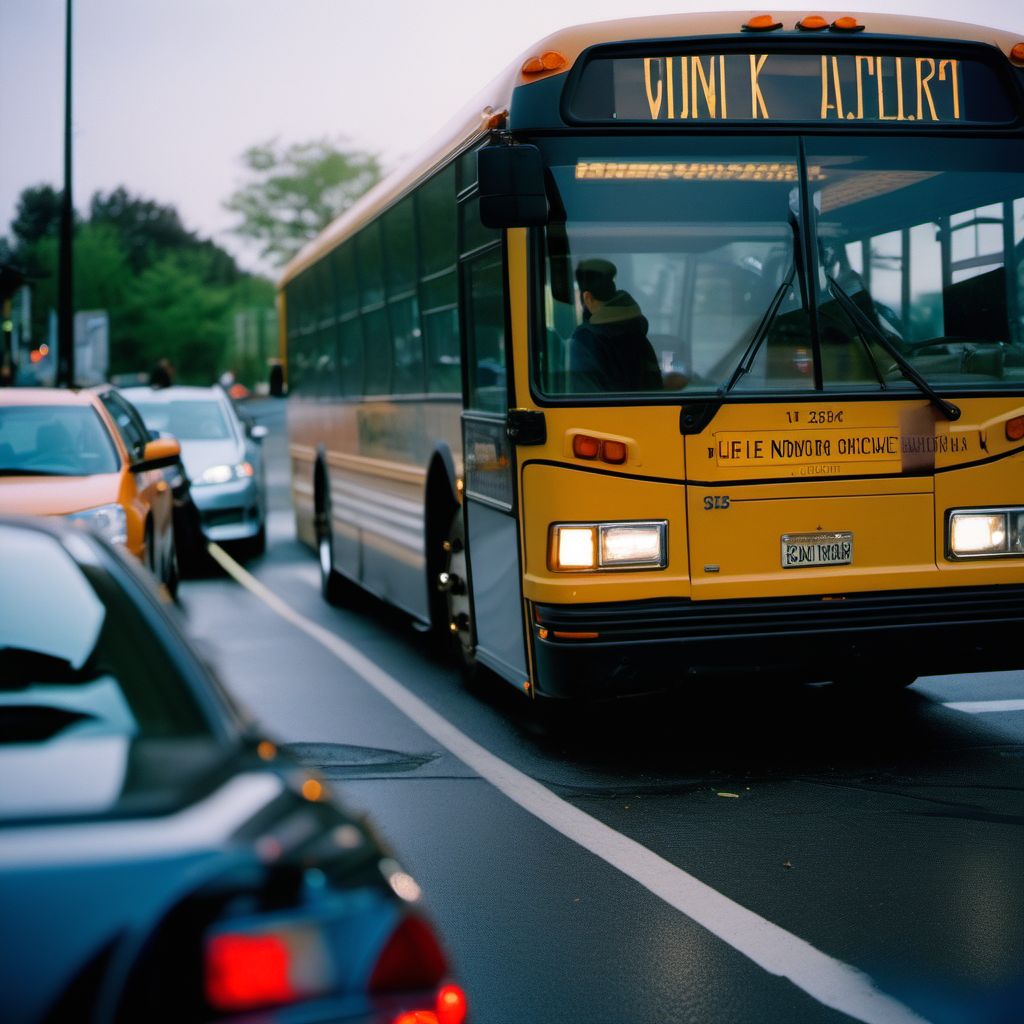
[280,12,1024,704]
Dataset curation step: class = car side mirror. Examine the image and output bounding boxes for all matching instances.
[135,436,181,472]
[249,424,269,441]
[478,145,548,229]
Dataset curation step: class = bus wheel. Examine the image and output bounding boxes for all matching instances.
[439,508,477,678]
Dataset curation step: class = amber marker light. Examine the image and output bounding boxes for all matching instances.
[1006,415,1024,441]
[602,440,628,465]
[1011,43,1024,67]
[572,433,629,464]
[831,16,865,31]
[743,14,783,31]
[573,434,601,459]
[522,50,568,75]
[481,106,508,129]
[797,15,829,30]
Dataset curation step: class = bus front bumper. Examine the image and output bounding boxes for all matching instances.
[530,585,1024,700]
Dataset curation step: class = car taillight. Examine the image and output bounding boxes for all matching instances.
[204,924,331,1011]
[371,915,448,992]
[205,933,297,1011]
[392,984,469,1024]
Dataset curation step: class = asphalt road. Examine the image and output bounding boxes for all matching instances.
[179,397,1024,1024]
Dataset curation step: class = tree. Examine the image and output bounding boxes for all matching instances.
[4,182,274,382]
[89,187,197,273]
[11,185,68,247]
[224,138,382,266]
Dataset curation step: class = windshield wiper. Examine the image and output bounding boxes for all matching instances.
[0,468,81,477]
[826,275,961,422]
[725,261,798,393]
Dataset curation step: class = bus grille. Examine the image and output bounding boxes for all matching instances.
[534,585,1024,642]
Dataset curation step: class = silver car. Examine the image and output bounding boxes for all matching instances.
[122,386,267,556]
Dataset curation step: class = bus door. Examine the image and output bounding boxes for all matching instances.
[461,244,529,684]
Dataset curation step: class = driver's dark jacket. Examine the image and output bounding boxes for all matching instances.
[568,290,663,393]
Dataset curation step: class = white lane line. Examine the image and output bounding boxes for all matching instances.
[208,543,931,1024]
[944,699,1024,714]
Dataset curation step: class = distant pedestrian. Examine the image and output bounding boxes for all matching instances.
[150,358,174,389]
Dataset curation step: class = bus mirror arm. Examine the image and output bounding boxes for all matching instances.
[478,145,549,229]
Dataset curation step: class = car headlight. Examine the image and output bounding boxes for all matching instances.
[948,507,1024,558]
[196,462,254,485]
[549,521,667,571]
[67,503,128,546]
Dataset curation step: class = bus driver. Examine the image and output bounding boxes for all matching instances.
[569,258,663,393]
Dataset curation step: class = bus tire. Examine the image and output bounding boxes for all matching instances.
[440,506,478,681]
[315,467,356,607]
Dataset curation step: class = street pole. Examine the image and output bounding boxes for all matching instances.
[57,0,74,387]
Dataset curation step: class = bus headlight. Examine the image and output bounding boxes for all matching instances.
[948,508,1024,557]
[549,521,667,571]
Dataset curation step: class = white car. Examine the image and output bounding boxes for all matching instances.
[122,386,267,557]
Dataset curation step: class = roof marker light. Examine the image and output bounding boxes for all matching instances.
[1011,43,1024,67]
[743,15,782,31]
[522,50,568,75]
[797,15,829,30]
[480,106,507,129]
[831,16,865,32]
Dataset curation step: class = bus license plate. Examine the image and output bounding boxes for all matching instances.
[781,532,853,568]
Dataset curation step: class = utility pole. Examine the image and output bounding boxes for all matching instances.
[57,0,74,387]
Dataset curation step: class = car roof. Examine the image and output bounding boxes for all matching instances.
[120,385,227,404]
[0,387,102,407]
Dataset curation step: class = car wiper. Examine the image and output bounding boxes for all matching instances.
[826,275,961,422]
[725,261,798,393]
[0,468,79,477]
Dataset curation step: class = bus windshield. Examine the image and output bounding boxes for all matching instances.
[536,136,1024,400]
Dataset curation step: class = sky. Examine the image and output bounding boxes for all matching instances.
[2,0,1022,275]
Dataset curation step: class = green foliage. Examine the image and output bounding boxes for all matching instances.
[89,187,196,273]
[224,137,382,266]
[11,185,69,247]
[6,184,275,384]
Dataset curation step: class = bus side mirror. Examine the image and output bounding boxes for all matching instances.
[478,145,548,229]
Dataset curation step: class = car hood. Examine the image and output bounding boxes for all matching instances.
[0,473,121,515]
[178,439,243,481]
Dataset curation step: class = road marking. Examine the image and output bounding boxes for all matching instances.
[944,699,1024,714]
[208,543,932,1024]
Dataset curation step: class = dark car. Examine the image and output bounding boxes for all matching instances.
[0,517,467,1024]
[122,386,268,558]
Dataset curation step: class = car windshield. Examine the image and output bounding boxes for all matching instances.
[0,406,120,476]
[0,526,221,818]
[131,398,233,441]
[534,136,1024,399]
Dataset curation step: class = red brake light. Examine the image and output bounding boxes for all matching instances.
[391,984,469,1024]
[205,934,295,1011]
[371,916,448,993]
[437,984,469,1024]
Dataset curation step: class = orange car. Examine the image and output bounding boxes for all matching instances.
[0,386,181,594]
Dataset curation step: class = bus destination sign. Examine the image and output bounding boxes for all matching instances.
[571,51,1013,125]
